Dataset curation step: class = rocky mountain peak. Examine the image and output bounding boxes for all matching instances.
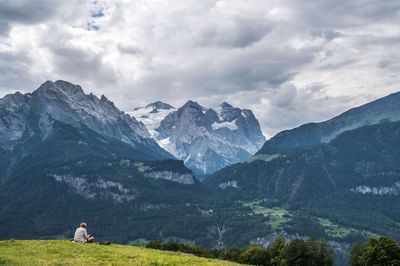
[36,80,84,96]
[220,102,233,109]
[133,100,266,176]
[0,80,172,160]
[100,95,108,101]
[181,100,204,111]
[145,101,174,113]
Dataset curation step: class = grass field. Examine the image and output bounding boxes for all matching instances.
[0,240,244,265]
[242,200,292,230]
[316,217,379,239]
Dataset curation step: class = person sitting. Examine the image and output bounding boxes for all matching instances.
[73,222,94,243]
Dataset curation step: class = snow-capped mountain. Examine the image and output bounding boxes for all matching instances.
[128,101,176,146]
[129,100,265,176]
[0,80,172,182]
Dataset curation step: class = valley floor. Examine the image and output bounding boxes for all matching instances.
[0,240,243,265]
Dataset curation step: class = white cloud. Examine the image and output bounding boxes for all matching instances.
[0,0,399,138]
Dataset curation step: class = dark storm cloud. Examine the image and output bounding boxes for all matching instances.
[0,0,60,24]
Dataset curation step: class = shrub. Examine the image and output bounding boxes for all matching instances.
[239,245,270,266]
[350,236,400,266]
[146,240,161,250]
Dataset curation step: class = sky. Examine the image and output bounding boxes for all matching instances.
[0,0,400,138]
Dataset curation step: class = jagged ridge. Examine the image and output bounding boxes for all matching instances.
[130,100,265,176]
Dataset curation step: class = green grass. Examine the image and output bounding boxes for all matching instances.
[0,240,243,265]
[316,217,379,239]
[133,161,152,172]
[242,200,292,230]
[317,218,354,238]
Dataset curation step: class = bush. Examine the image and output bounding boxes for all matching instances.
[223,247,245,262]
[185,245,210,257]
[350,236,400,266]
[240,245,270,266]
[146,240,161,249]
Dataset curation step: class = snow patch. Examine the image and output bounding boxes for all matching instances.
[128,106,175,138]
[157,137,171,148]
[212,119,238,131]
[218,180,239,189]
[215,106,224,121]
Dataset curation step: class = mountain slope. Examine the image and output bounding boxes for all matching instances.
[205,92,400,246]
[206,120,400,246]
[258,91,400,155]
[130,101,265,177]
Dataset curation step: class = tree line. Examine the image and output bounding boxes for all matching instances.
[147,237,333,265]
[146,236,400,265]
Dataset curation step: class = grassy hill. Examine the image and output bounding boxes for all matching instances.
[0,240,243,265]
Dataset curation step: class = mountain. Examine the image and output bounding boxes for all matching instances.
[0,80,217,246]
[205,92,400,248]
[4,80,400,257]
[129,101,176,140]
[258,91,400,155]
[0,80,172,179]
[129,101,265,177]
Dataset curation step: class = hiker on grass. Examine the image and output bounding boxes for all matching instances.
[73,222,94,243]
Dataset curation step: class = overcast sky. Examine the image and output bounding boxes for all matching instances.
[0,0,400,138]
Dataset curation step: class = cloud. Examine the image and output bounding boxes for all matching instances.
[117,43,142,55]
[0,0,399,138]
[195,16,274,48]
[0,21,10,36]
[270,83,298,108]
[0,0,60,24]
[310,29,342,41]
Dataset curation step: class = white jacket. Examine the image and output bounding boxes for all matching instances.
[73,227,89,243]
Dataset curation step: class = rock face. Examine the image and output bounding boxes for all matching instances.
[144,171,195,185]
[130,100,265,177]
[52,174,136,203]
